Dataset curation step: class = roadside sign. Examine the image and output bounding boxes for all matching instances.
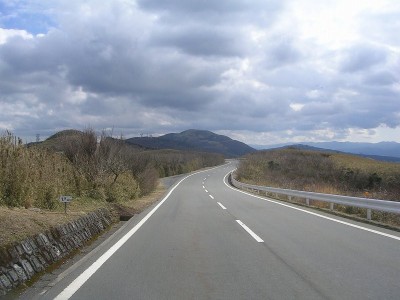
[59,195,73,214]
[59,196,72,203]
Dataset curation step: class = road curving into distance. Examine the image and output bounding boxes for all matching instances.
[20,161,400,300]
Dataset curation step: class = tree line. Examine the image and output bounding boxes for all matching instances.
[0,129,224,209]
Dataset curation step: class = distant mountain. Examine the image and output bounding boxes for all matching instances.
[29,129,145,152]
[255,141,400,158]
[266,143,400,163]
[27,129,83,151]
[304,141,400,158]
[126,129,255,157]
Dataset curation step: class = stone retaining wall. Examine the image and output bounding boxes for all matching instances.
[0,208,113,296]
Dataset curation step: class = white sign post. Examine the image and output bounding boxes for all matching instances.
[59,196,73,214]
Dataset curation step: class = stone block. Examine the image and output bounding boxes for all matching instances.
[97,221,104,230]
[74,234,82,245]
[6,268,19,286]
[41,250,52,264]
[71,221,78,231]
[8,247,20,264]
[15,244,24,257]
[56,225,64,237]
[78,219,85,228]
[0,273,12,291]
[84,228,92,238]
[38,233,50,246]
[36,254,48,268]
[21,240,33,256]
[61,238,72,251]
[12,264,27,282]
[67,223,74,233]
[20,259,34,278]
[28,255,44,273]
[79,232,88,242]
[57,242,67,254]
[62,224,69,235]
[35,235,44,248]
[46,231,55,243]
[49,246,61,261]
[70,236,79,248]
[28,238,38,253]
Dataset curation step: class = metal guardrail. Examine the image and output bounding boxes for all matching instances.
[229,173,400,220]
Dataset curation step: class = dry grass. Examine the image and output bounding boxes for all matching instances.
[238,148,400,200]
[332,152,400,175]
[0,181,166,248]
[237,148,400,226]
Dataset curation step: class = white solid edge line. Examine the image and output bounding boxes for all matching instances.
[223,171,400,242]
[54,166,222,300]
[217,202,227,210]
[236,220,264,243]
[209,195,214,199]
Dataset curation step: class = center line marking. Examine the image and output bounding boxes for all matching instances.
[236,220,264,243]
[209,195,214,199]
[202,186,205,189]
[53,166,222,300]
[205,189,208,193]
[217,202,227,210]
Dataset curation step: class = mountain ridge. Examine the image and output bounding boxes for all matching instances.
[252,141,400,159]
[126,129,255,157]
[263,143,400,162]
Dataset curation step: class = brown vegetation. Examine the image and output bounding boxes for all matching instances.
[237,148,400,225]
[1,129,224,209]
[237,148,400,201]
[0,131,78,209]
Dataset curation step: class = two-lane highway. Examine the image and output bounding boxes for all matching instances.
[23,162,400,299]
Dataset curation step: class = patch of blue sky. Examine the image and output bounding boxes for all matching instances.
[0,2,55,34]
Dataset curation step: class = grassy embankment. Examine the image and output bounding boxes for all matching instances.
[0,130,224,246]
[237,148,400,226]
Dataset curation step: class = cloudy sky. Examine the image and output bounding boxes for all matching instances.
[0,0,399,145]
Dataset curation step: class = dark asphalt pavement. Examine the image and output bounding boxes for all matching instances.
[19,162,400,300]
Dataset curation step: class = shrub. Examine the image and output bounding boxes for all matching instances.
[237,148,400,201]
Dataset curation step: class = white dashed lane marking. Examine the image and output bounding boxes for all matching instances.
[236,220,264,243]
[217,202,227,210]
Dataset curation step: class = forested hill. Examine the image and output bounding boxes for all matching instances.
[126,129,255,157]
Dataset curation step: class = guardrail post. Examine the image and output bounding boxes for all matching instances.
[231,176,400,218]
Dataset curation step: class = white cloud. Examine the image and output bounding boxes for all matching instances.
[290,103,304,112]
[0,28,33,44]
[0,0,399,144]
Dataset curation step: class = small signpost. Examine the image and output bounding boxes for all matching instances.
[59,195,72,214]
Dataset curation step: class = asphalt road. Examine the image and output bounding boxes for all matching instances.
[20,162,400,299]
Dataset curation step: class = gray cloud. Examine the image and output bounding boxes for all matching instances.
[263,37,303,69]
[363,71,397,86]
[339,44,388,73]
[0,0,399,144]
[152,25,247,57]
[137,0,282,25]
